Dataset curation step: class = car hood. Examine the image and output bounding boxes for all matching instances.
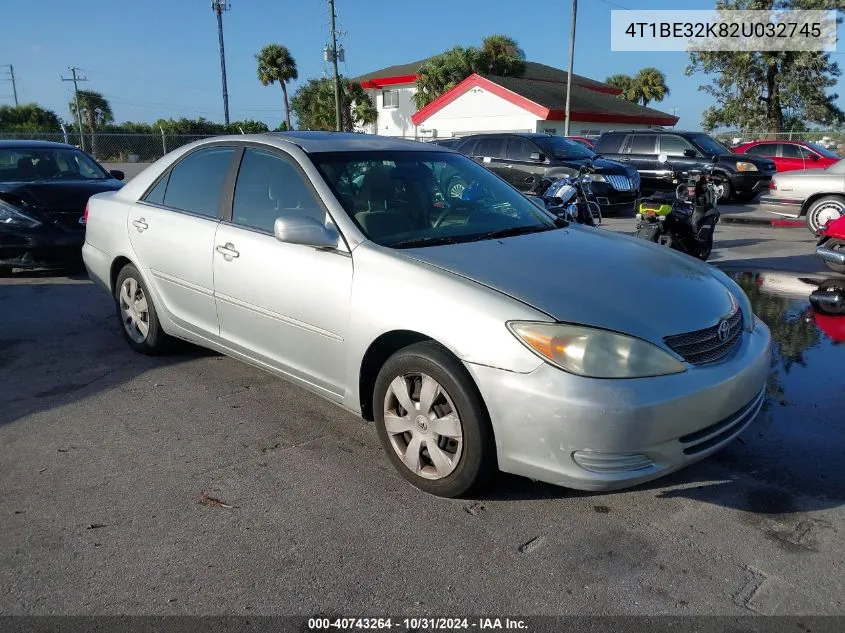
[0,179,124,211]
[401,227,737,344]
[557,157,631,176]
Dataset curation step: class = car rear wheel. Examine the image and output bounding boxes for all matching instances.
[806,196,845,236]
[822,239,845,274]
[114,264,169,355]
[373,341,496,498]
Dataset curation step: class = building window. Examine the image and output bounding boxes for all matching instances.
[543,128,558,135]
[382,90,399,109]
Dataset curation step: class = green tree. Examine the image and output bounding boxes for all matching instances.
[0,103,61,132]
[605,73,636,100]
[687,0,844,133]
[256,44,299,131]
[291,77,376,132]
[414,35,526,109]
[69,90,113,134]
[605,69,670,106]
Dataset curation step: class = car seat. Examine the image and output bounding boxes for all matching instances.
[16,158,37,180]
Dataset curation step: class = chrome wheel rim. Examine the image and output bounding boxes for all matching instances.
[119,277,149,343]
[816,204,843,230]
[383,373,463,480]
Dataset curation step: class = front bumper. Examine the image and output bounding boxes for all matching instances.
[464,318,772,491]
[758,195,803,218]
[0,225,85,269]
[589,182,640,216]
[731,172,774,196]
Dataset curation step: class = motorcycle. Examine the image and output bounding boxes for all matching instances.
[815,214,845,274]
[526,158,602,227]
[634,153,723,261]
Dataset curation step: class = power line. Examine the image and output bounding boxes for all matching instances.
[1,65,18,106]
[62,66,88,150]
[211,0,231,125]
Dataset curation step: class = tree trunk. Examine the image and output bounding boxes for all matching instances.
[281,82,292,131]
[765,61,783,136]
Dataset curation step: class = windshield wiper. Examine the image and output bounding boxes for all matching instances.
[467,224,557,242]
[389,235,462,249]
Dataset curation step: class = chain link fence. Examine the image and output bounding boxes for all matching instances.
[0,131,223,163]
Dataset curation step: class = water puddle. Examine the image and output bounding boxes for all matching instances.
[727,271,845,499]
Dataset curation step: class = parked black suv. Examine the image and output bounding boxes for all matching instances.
[453,133,641,215]
[593,130,777,202]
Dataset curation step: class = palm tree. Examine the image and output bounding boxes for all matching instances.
[605,73,636,100]
[256,44,298,131]
[345,82,377,132]
[631,67,669,107]
[479,34,526,76]
[69,90,113,157]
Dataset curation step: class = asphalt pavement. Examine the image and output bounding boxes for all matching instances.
[1,222,843,617]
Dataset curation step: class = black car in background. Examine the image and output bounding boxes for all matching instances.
[593,130,777,202]
[453,133,640,215]
[0,140,124,274]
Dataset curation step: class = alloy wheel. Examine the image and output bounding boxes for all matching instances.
[119,277,150,343]
[383,372,463,480]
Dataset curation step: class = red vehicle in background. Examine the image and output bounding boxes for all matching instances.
[733,140,840,172]
[816,214,845,274]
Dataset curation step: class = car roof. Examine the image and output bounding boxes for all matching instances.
[0,139,80,150]
[256,131,442,153]
[601,129,696,135]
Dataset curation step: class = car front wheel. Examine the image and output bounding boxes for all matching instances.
[806,196,845,235]
[114,263,169,355]
[373,341,496,497]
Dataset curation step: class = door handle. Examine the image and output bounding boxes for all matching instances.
[132,218,148,232]
[215,243,240,260]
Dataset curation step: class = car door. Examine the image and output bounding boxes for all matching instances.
[625,133,659,190]
[471,136,509,181]
[128,144,237,337]
[658,134,700,180]
[503,136,546,190]
[778,143,807,172]
[212,145,352,398]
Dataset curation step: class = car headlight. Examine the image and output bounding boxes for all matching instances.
[507,321,686,379]
[584,173,606,183]
[735,162,758,172]
[0,199,40,228]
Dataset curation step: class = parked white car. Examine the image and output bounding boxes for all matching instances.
[759,159,845,234]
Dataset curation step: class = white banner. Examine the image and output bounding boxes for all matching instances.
[610,9,837,52]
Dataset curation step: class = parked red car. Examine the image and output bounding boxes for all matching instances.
[733,140,840,172]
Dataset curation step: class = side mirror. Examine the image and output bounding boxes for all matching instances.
[657,153,668,164]
[273,215,339,249]
[683,149,697,158]
[109,169,125,181]
[530,152,546,162]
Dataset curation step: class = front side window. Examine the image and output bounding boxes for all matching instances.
[382,90,399,109]
[659,135,696,156]
[780,143,805,159]
[312,151,558,248]
[506,137,539,161]
[232,148,324,233]
[535,135,595,159]
[474,137,506,158]
[159,146,235,218]
[689,133,731,156]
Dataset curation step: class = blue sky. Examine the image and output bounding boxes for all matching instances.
[2,0,843,129]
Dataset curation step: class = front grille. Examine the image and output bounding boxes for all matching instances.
[679,389,765,455]
[606,175,635,191]
[664,306,744,365]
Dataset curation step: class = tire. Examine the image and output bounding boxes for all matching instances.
[822,238,845,274]
[718,178,734,203]
[114,263,170,355]
[372,341,496,498]
[805,196,845,236]
[0,266,11,277]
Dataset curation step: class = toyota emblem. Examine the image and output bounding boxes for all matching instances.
[717,319,731,342]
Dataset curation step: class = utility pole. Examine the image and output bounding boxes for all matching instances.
[211,0,231,125]
[62,66,88,150]
[328,0,342,131]
[564,0,577,136]
[1,65,18,106]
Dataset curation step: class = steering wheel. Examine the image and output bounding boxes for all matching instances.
[51,170,79,180]
[432,199,476,228]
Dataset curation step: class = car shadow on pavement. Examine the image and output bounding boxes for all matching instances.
[0,278,216,428]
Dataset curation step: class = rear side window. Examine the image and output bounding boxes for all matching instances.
[144,174,169,205]
[629,134,657,155]
[745,144,776,157]
[506,137,539,161]
[456,138,478,155]
[594,133,626,154]
[474,137,506,158]
[159,146,236,218]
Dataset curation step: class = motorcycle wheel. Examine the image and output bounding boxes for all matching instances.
[822,238,845,274]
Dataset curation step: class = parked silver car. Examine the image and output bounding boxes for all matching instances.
[759,159,845,234]
[82,132,771,497]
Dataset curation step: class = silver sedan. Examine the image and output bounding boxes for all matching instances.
[82,132,771,498]
[759,158,845,234]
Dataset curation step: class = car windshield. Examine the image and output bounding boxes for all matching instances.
[690,134,731,156]
[0,147,110,182]
[806,143,840,159]
[311,150,558,248]
[534,135,595,159]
